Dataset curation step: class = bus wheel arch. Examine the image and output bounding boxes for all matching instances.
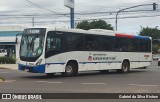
[62,60,78,77]
[117,59,130,73]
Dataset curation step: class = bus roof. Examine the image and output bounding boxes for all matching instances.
[26,27,151,40]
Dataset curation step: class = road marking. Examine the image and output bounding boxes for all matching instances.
[36,81,62,84]
[36,81,47,83]
[18,71,28,73]
[81,83,106,85]
[47,82,62,84]
[129,84,159,87]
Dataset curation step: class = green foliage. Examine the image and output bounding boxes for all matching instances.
[139,26,160,53]
[152,44,159,53]
[76,19,114,30]
[139,26,160,39]
[0,57,16,64]
[0,77,5,81]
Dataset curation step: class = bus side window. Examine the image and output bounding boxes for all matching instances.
[139,39,149,52]
[85,35,99,51]
[66,33,84,51]
[86,41,92,50]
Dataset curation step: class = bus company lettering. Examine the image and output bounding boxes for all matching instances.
[144,55,150,59]
[88,53,116,61]
[88,56,92,61]
[93,57,116,61]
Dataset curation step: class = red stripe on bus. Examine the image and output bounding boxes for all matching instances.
[115,33,134,38]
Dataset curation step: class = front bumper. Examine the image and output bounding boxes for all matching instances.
[18,64,45,73]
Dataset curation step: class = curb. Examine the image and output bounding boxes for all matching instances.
[0,64,18,70]
[0,77,5,82]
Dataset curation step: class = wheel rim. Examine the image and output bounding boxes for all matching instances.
[122,62,129,72]
[66,65,73,73]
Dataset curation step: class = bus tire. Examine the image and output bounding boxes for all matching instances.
[62,63,78,77]
[117,61,130,73]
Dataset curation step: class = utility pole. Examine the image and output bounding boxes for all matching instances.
[70,8,74,29]
[32,17,34,27]
[64,0,75,29]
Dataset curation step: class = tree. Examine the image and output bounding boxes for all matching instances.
[139,26,160,53]
[76,19,114,30]
[139,26,160,40]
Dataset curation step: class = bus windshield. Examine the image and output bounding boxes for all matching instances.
[20,28,46,62]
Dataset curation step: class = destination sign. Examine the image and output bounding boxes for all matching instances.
[24,28,46,35]
[25,29,40,34]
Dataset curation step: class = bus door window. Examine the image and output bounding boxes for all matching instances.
[50,38,61,50]
[45,31,62,58]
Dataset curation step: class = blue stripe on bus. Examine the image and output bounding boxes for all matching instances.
[134,36,150,39]
[130,61,152,62]
[45,61,151,65]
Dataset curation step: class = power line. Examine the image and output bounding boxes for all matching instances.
[76,14,160,21]
[0,9,159,18]
[0,14,160,23]
[24,0,69,17]
[74,9,160,15]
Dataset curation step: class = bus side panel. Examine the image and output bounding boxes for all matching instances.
[45,64,65,73]
[136,53,152,68]
[78,64,86,71]
[130,62,139,68]
[99,62,117,70]
[79,63,99,71]
[92,63,100,70]
[45,56,66,73]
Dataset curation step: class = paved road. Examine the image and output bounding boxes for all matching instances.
[0,61,160,102]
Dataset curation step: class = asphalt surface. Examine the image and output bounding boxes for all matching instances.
[0,61,160,102]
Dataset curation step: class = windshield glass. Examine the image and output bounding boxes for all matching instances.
[20,34,44,57]
[20,28,46,62]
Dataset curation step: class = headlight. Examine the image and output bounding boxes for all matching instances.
[36,59,42,65]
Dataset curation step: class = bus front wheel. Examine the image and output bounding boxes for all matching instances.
[62,63,78,77]
[117,61,130,73]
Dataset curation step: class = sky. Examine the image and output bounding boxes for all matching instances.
[0,0,160,35]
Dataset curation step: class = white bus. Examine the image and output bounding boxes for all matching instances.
[18,28,152,76]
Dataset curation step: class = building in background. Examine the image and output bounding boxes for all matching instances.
[0,26,25,60]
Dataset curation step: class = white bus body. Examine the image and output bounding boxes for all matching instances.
[18,28,152,76]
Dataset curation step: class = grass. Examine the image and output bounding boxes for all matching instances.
[0,77,5,82]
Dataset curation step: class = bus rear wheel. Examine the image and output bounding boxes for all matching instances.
[117,61,130,73]
[62,63,78,77]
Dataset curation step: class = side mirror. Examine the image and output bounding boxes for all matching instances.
[16,33,22,43]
